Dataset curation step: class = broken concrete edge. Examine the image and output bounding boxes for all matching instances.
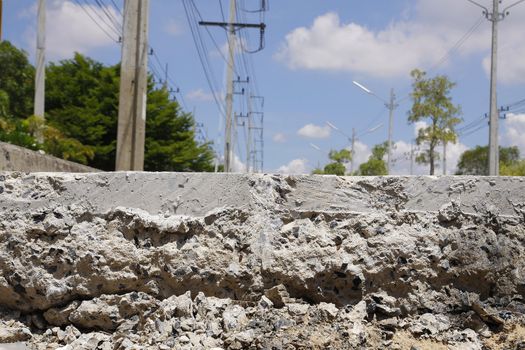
[1,173,525,348]
[0,172,524,218]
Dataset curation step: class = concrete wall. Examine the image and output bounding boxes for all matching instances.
[0,142,98,172]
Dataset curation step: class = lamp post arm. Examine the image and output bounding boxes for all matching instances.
[466,0,489,13]
[503,0,525,14]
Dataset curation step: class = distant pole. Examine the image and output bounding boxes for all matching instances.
[116,0,150,171]
[164,63,168,90]
[223,0,236,172]
[443,141,447,175]
[34,0,46,144]
[350,127,356,174]
[410,141,414,176]
[488,0,500,176]
[387,88,396,174]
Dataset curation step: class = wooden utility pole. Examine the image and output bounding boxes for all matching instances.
[34,0,46,144]
[116,0,150,171]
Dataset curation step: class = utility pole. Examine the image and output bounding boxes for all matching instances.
[350,128,356,174]
[116,0,150,171]
[443,141,447,175]
[34,0,46,144]
[352,81,397,174]
[466,0,525,175]
[199,3,265,172]
[223,0,236,173]
[488,0,500,176]
[387,88,396,175]
[410,141,414,176]
[163,63,168,90]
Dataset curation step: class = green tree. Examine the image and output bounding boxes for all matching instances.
[408,69,462,175]
[46,54,119,169]
[0,41,35,120]
[456,146,521,175]
[358,142,388,176]
[144,87,214,171]
[312,149,352,175]
[45,53,215,171]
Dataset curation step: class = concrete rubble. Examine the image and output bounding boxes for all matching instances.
[0,172,524,349]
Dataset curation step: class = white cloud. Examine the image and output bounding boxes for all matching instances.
[349,141,371,171]
[272,133,287,143]
[38,0,119,60]
[276,159,309,174]
[414,121,428,137]
[276,1,525,83]
[186,89,215,102]
[231,154,249,173]
[504,113,525,154]
[297,124,331,139]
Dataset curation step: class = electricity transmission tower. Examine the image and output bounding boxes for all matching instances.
[199,0,266,172]
[466,0,525,175]
[250,95,265,172]
[116,0,150,171]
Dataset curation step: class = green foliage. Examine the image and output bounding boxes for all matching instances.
[0,116,39,150]
[501,160,525,176]
[328,149,352,163]
[323,162,346,176]
[45,54,119,169]
[144,87,214,171]
[312,148,352,175]
[44,53,214,171]
[0,41,35,119]
[408,69,462,175]
[358,142,389,176]
[456,146,521,175]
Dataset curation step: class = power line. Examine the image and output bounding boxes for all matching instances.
[182,0,227,117]
[72,0,120,42]
[427,16,485,74]
[396,15,486,103]
[82,0,122,37]
[73,0,189,113]
[95,0,123,35]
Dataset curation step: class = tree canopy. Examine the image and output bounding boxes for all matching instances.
[456,146,522,175]
[312,149,352,176]
[0,42,215,172]
[357,142,389,176]
[408,69,462,175]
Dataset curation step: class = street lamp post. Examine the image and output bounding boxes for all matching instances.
[326,121,383,174]
[352,81,398,174]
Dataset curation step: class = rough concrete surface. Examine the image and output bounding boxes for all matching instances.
[0,172,525,349]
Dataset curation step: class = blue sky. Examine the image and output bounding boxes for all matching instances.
[3,0,525,174]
